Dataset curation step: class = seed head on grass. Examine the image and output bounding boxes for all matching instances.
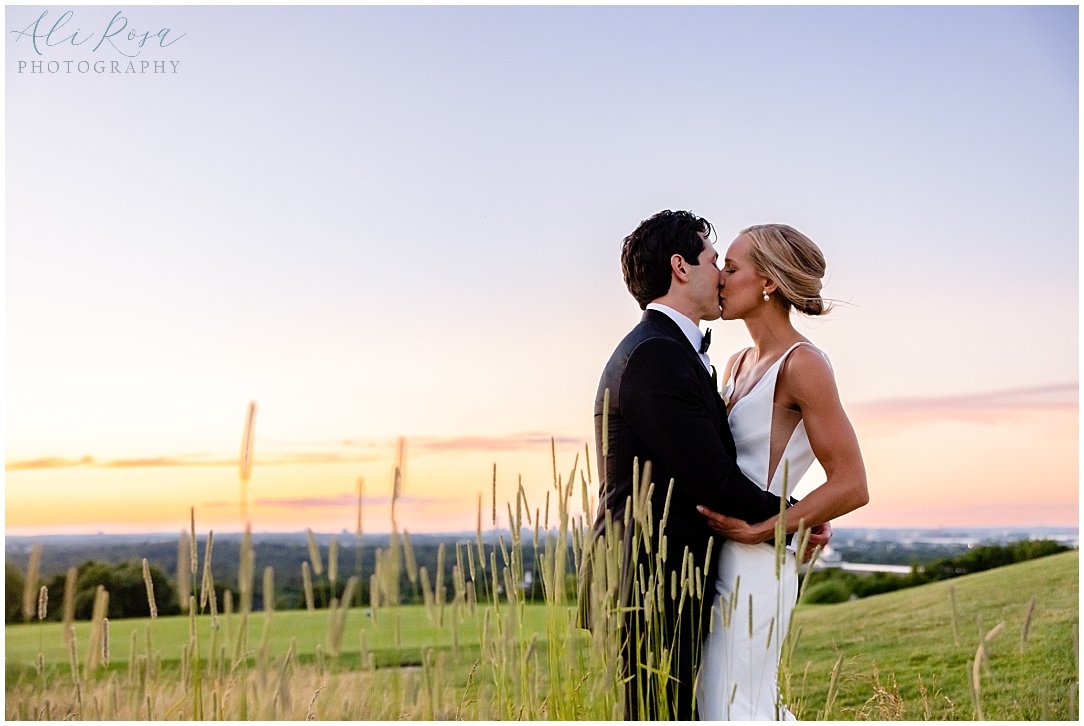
[329,576,359,655]
[239,525,255,614]
[239,401,257,527]
[87,586,109,670]
[436,542,447,607]
[190,507,198,578]
[62,566,77,641]
[329,536,339,586]
[142,559,158,619]
[37,585,48,621]
[263,566,275,617]
[68,626,81,685]
[198,531,216,613]
[177,531,191,610]
[102,618,110,666]
[403,531,419,585]
[822,652,845,717]
[306,528,324,576]
[302,562,315,613]
[22,543,42,622]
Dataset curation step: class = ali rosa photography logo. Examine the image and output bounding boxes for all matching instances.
[10,8,185,75]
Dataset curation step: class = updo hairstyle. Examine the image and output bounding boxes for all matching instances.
[741,223,830,316]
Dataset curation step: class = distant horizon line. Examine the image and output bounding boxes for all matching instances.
[6,523,1079,540]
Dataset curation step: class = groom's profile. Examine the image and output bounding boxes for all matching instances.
[582,210,786,720]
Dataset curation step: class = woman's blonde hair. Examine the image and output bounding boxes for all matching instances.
[741,223,830,316]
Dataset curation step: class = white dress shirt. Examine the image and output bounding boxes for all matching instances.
[646,302,712,372]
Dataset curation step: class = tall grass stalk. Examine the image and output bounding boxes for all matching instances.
[86,586,109,671]
[970,621,1006,719]
[141,558,158,619]
[176,531,191,612]
[329,536,340,587]
[1020,594,1037,649]
[239,401,257,528]
[949,584,961,646]
[61,567,77,644]
[302,562,315,613]
[12,418,1067,721]
[189,508,198,609]
[22,543,43,622]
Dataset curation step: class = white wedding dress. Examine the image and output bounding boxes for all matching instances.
[698,342,829,721]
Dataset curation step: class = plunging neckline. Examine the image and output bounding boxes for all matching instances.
[726,343,805,415]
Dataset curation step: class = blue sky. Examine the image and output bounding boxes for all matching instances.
[5,5,1078,533]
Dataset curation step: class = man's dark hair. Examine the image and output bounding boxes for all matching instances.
[620,210,715,310]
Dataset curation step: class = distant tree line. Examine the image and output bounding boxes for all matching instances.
[5,537,574,622]
[802,539,1072,604]
[15,535,1065,621]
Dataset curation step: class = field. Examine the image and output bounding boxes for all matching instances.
[6,547,1078,720]
[784,550,1078,720]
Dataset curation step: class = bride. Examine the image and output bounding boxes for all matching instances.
[695,224,869,720]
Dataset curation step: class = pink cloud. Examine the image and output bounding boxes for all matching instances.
[7,432,587,472]
[203,494,454,510]
[410,433,585,452]
[850,383,1077,429]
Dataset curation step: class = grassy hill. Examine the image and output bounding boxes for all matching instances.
[786,550,1078,720]
[7,550,1078,720]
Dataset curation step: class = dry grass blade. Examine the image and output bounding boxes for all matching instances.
[971,621,1006,719]
[949,584,961,646]
[822,652,844,717]
[1020,594,1038,649]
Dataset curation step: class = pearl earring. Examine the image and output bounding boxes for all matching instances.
[762,291,770,302]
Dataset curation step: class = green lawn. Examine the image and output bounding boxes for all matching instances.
[7,552,1078,720]
[787,550,1079,720]
[6,600,565,676]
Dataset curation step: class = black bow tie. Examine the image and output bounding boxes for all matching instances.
[699,329,712,354]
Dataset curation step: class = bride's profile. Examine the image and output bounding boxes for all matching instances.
[696,223,870,720]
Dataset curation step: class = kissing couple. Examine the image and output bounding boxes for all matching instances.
[581,210,870,720]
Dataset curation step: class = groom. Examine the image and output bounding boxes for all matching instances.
[584,210,788,720]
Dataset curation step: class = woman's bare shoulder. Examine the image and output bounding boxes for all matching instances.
[781,342,838,404]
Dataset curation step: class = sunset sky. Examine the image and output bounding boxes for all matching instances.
[5,5,1078,536]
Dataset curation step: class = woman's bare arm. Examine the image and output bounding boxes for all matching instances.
[698,345,869,542]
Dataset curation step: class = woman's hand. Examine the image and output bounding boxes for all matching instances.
[696,505,772,544]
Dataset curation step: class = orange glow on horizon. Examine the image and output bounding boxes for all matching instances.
[5,401,1078,536]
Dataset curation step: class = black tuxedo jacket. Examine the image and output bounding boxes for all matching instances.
[592,309,784,560]
[583,309,785,719]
